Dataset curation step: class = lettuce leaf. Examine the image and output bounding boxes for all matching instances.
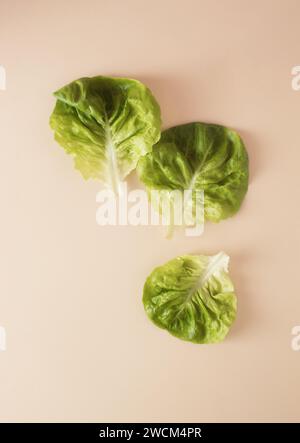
[143,252,237,343]
[137,122,248,223]
[50,76,161,193]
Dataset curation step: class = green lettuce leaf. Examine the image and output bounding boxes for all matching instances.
[137,122,248,223]
[143,252,237,343]
[50,76,161,193]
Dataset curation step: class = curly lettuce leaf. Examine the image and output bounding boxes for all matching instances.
[50,76,161,193]
[143,252,237,343]
[137,122,248,222]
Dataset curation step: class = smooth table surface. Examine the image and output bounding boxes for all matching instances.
[0,0,300,422]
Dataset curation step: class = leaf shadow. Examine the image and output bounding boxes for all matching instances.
[136,75,261,184]
[235,128,260,184]
[225,251,257,342]
[135,74,199,130]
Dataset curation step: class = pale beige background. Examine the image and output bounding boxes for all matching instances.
[0,0,300,423]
